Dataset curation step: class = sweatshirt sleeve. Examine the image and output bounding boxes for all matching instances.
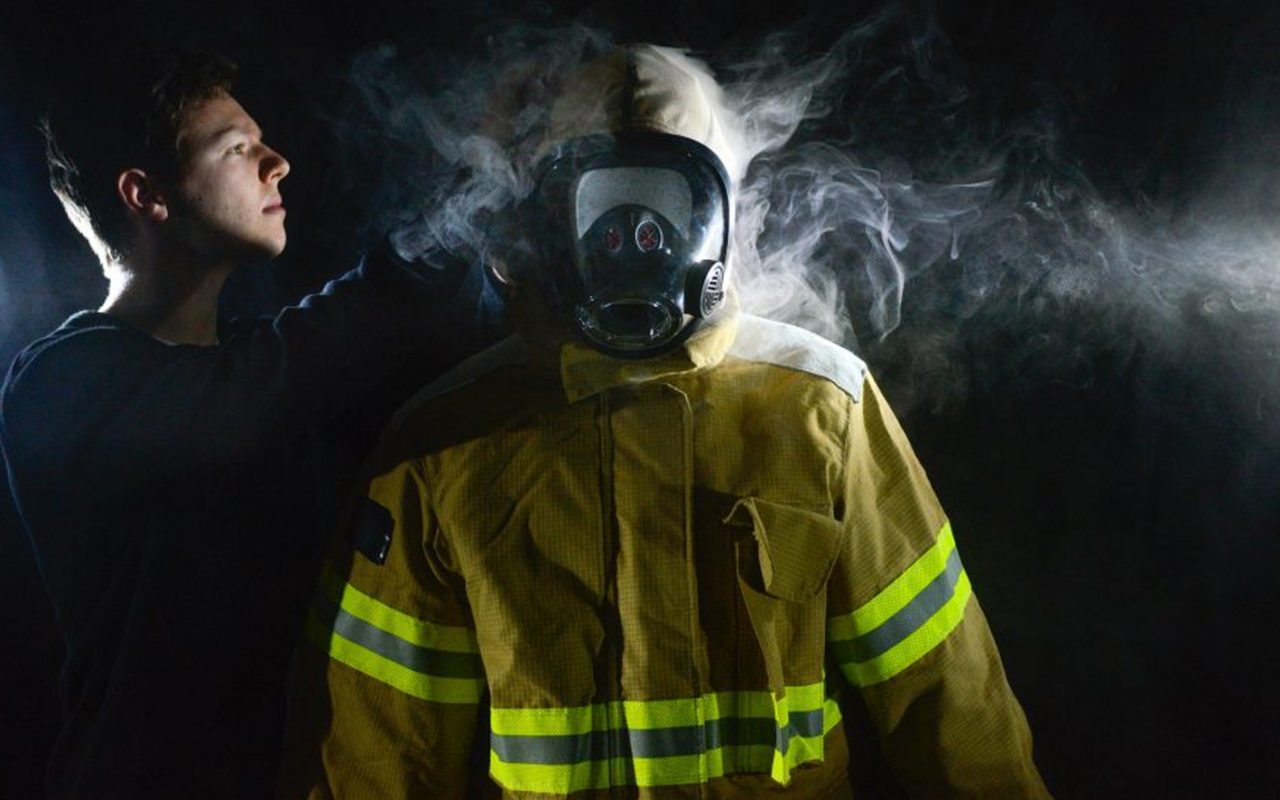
[824,375,1051,798]
[284,459,489,800]
[0,253,474,498]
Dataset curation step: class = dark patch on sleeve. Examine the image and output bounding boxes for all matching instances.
[352,497,394,566]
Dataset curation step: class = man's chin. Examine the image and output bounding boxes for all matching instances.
[238,235,287,264]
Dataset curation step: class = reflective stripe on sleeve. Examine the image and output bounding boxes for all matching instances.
[487,682,841,793]
[827,521,974,686]
[306,567,484,703]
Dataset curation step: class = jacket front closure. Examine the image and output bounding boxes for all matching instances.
[598,380,708,797]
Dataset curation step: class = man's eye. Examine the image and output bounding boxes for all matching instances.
[228,143,247,155]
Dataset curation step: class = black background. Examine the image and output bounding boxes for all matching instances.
[3,1,1279,797]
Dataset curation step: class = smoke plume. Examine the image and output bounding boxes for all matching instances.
[327,10,1280,412]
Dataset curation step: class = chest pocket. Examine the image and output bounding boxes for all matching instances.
[726,497,844,692]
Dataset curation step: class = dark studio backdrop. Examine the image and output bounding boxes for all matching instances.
[2,0,1279,797]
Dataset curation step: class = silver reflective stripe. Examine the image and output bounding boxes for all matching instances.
[493,730,621,766]
[490,708,826,766]
[846,547,964,663]
[319,595,482,679]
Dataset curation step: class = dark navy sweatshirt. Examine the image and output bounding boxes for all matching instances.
[0,254,481,799]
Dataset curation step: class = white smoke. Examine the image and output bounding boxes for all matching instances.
[711,15,1280,410]
[332,26,614,266]
[327,13,1280,410]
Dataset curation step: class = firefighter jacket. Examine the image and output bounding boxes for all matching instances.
[288,311,1050,799]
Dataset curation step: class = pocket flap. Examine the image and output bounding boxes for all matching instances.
[725,497,844,602]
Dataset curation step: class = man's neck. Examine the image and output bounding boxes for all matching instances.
[100,259,235,346]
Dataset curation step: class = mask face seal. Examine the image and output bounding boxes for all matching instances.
[525,132,731,359]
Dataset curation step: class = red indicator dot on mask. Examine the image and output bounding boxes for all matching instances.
[636,220,662,252]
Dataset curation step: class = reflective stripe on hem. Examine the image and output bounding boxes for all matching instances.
[488,683,840,793]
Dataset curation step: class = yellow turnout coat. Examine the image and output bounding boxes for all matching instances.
[288,312,1049,799]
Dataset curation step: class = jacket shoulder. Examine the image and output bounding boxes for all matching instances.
[389,335,530,430]
[727,314,868,402]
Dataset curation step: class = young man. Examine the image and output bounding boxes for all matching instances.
[295,45,1050,798]
[0,54,479,798]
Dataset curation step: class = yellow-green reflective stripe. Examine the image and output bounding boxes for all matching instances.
[308,568,483,703]
[837,571,973,686]
[828,522,958,643]
[487,684,840,793]
[490,738,831,792]
[822,696,840,735]
[490,744,828,792]
[305,614,484,703]
[490,683,828,735]
[826,521,973,684]
[840,547,963,663]
[318,567,478,654]
[491,711,824,761]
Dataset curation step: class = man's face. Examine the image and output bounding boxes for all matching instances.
[168,91,290,263]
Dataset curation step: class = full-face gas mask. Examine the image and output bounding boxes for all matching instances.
[491,44,737,359]
[525,130,730,358]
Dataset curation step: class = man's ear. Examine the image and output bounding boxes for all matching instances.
[116,169,169,223]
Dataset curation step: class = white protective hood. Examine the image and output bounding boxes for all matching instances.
[538,44,740,181]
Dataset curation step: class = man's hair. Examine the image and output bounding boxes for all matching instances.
[41,52,239,269]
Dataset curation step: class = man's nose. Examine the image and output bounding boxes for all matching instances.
[261,146,290,184]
